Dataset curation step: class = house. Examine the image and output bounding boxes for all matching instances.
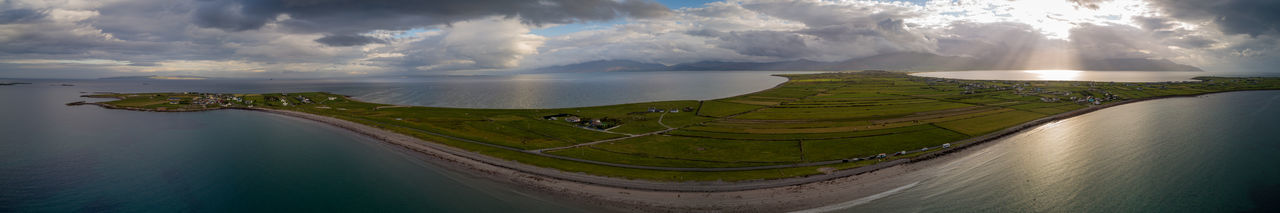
[542,113,572,120]
[328,97,337,101]
[565,116,581,123]
[591,119,603,126]
[670,109,680,113]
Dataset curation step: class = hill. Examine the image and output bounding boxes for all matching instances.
[99,75,211,80]
[529,60,668,73]
[530,52,1202,72]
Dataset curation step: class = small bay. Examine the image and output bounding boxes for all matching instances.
[0,71,796,212]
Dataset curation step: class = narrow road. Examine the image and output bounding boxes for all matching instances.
[342,110,938,172]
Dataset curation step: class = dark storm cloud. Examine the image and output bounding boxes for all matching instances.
[1165,36,1217,49]
[1132,16,1175,31]
[1149,0,1280,37]
[796,18,900,41]
[191,0,670,34]
[127,61,160,66]
[91,1,195,42]
[1066,0,1109,9]
[676,1,934,61]
[1068,24,1162,59]
[700,30,810,58]
[0,9,45,24]
[934,22,1052,58]
[192,0,274,31]
[315,34,387,47]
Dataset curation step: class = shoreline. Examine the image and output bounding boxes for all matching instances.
[74,89,1276,212]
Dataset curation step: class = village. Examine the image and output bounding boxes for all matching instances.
[78,71,1280,184]
[919,77,1209,106]
[89,92,347,111]
[542,106,695,130]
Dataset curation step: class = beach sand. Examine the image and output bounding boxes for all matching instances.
[73,89,1262,212]
[241,108,1028,212]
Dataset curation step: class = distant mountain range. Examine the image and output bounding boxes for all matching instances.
[99,75,210,80]
[531,52,1201,73]
[529,60,670,73]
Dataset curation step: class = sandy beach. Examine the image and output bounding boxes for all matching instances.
[75,84,1279,212]
[70,85,1277,212]
[247,108,946,212]
[231,91,1233,212]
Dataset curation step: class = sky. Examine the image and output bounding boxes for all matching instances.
[1,0,1278,78]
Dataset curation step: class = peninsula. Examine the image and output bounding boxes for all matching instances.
[76,71,1280,211]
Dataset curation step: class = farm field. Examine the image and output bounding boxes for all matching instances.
[84,71,1280,182]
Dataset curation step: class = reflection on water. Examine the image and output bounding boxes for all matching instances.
[1024,70,1082,80]
[0,71,806,212]
[913,70,1204,82]
[0,85,593,212]
[830,91,1280,212]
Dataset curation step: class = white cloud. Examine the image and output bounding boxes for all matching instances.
[442,17,546,69]
[2,0,1280,78]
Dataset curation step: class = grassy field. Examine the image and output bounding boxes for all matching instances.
[87,71,1280,182]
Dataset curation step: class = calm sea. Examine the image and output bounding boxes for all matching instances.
[3,71,1278,212]
[0,71,796,212]
[821,90,1280,212]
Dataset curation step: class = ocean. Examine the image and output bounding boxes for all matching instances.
[823,89,1280,212]
[3,71,1277,212]
[0,71,794,212]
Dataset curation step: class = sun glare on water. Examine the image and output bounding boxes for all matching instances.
[1023,70,1083,81]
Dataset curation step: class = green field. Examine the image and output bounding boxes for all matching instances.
[85,71,1280,182]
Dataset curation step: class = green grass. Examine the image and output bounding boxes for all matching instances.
[734,101,974,120]
[88,71,1280,182]
[590,135,804,163]
[668,124,937,141]
[697,100,768,117]
[801,125,968,161]
[547,147,779,168]
[934,110,1047,136]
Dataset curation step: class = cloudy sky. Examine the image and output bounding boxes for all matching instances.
[1,0,1278,78]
